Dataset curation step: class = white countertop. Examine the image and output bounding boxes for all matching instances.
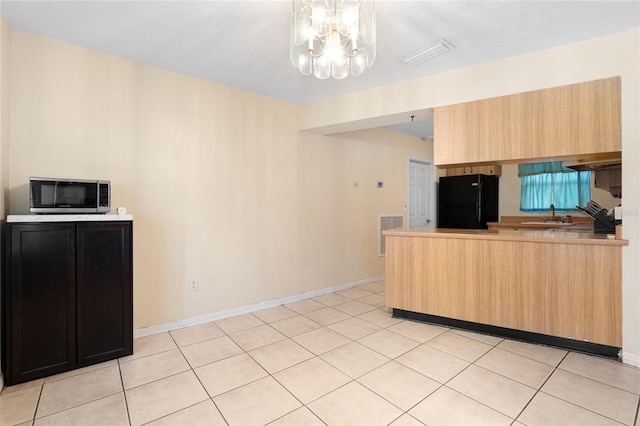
[7,214,133,223]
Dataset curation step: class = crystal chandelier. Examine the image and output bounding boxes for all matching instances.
[290,0,376,80]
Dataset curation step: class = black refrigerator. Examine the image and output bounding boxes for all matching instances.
[438,174,499,229]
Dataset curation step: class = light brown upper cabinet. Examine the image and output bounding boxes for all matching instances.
[434,77,621,166]
[445,165,502,176]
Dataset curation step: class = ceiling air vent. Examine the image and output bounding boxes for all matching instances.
[379,215,404,256]
[400,39,455,66]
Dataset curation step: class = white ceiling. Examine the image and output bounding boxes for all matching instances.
[2,1,639,139]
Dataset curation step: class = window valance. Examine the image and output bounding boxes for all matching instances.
[517,161,574,177]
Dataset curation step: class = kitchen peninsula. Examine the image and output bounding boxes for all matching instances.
[383,227,628,356]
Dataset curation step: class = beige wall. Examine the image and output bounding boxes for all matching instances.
[7,30,430,329]
[301,28,640,363]
[0,10,9,206]
[0,8,11,388]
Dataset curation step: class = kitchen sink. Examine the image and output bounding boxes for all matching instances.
[520,221,574,226]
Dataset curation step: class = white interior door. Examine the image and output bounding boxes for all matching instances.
[408,159,435,228]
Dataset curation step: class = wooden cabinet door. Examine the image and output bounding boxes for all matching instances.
[446,165,502,177]
[76,222,133,366]
[4,223,76,385]
[434,77,621,166]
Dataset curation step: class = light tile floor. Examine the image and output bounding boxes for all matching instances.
[2,280,640,426]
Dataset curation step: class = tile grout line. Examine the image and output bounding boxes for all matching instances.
[12,281,638,426]
[27,364,124,423]
[107,285,385,425]
[415,332,515,422]
[556,354,640,395]
[210,299,367,424]
[117,359,133,426]
[252,302,462,421]
[170,327,232,426]
[509,349,570,424]
[188,308,324,424]
[265,356,329,425]
[4,328,512,423]
[237,294,394,424]
[508,350,638,425]
[212,307,350,425]
[384,327,588,423]
[31,379,45,425]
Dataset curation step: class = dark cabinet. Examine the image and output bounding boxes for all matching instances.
[77,223,132,366]
[2,220,132,385]
[4,223,77,383]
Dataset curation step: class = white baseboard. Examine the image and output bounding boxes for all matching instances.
[621,350,640,368]
[134,275,385,339]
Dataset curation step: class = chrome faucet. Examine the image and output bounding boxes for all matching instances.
[550,204,556,222]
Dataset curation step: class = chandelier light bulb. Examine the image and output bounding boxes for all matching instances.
[340,7,356,28]
[312,6,327,25]
[290,0,376,79]
[325,30,342,61]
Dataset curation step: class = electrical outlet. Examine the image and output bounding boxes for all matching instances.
[189,279,198,291]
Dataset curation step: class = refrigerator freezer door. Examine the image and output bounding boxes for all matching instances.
[438,175,480,207]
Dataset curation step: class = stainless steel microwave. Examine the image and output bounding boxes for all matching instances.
[29,177,111,214]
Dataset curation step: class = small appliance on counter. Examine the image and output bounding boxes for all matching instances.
[576,200,620,234]
[29,177,111,214]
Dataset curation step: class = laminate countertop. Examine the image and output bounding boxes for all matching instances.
[486,221,594,231]
[7,214,133,223]
[382,227,628,246]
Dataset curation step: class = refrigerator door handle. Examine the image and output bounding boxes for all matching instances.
[476,179,483,224]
